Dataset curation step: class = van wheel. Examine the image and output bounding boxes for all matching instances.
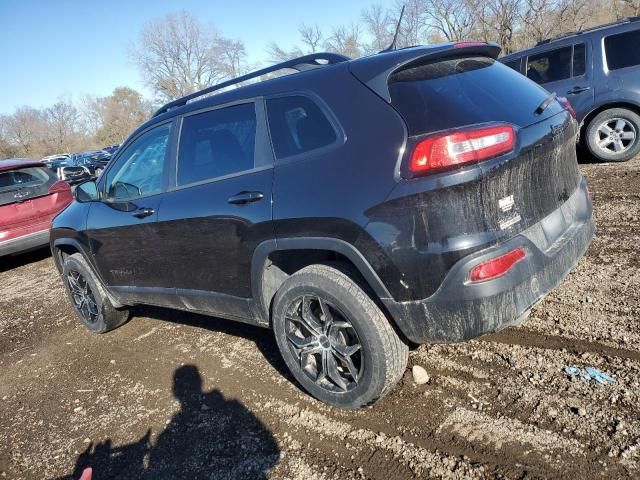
[271,264,408,409]
[61,253,129,333]
[585,108,640,162]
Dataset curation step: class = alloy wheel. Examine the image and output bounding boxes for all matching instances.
[284,295,363,393]
[67,270,99,324]
[595,118,636,154]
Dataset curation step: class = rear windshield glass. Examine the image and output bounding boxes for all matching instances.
[389,56,562,136]
[0,167,55,206]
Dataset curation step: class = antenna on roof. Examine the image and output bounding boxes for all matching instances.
[381,5,405,53]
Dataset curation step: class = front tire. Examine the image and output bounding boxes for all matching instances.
[272,264,408,409]
[585,108,640,162]
[61,253,129,333]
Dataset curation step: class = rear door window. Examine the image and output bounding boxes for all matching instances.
[605,29,640,70]
[572,43,586,76]
[177,103,257,186]
[266,95,337,159]
[0,167,56,206]
[526,47,572,83]
[388,56,562,136]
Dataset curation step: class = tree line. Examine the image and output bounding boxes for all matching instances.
[2,0,638,160]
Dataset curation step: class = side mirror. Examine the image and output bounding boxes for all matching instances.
[75,180,99,202]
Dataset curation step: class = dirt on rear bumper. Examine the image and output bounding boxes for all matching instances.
[383,177,594,343]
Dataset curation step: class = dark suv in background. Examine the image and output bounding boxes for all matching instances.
[51,42,594,408]
[501,17,640,162]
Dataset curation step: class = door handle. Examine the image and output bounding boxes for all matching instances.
[228,191,264,205]
[131,207,155,219]
[567,86,591,95]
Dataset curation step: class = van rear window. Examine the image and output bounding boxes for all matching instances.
[389,56,562,136]
[605,29,640,70]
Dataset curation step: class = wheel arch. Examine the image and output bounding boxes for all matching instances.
[580,101,640,138]
[52,238,125,308]
[251,238,393,325]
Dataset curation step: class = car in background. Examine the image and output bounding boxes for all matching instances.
[101,144,120,155]
[0,159,72,256]
[500,17,640,162]
[47,150,112,184]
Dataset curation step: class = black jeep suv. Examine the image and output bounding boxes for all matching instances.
[501,17,640,162]
[51,42,594,408]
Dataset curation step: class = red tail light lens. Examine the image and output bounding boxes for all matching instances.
[556,96,576,120]
[469,247,525,283]
[409,125,515,174]
[48,180,71,194]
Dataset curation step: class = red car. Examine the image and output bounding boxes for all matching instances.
[0,159,72,257]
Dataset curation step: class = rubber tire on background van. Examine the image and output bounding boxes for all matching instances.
[272,264,408,409]
[585,108,640,162]
[61,253,130,333]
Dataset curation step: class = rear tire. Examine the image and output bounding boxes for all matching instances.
[61,253,129,333]
[585,108,640,162]
[271,264,408,409]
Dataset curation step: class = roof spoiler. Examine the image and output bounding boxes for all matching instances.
[348,42,501,103]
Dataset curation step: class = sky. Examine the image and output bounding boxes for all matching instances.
[0,0,376,114]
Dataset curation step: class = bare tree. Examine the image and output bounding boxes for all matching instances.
[43,98,81,153]
[424,0,477,41]
[1,107,46,157]
[85,87,154,146]
[131,11,249,102]
[299,23,324,52]
[325,23,363,58]
[265,42,304,63]
[478,0,521,54]
[394,0,428,47]
[361,4,393,53]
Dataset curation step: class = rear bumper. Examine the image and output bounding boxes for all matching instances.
[0,229,50,257]
[383,178,594,343]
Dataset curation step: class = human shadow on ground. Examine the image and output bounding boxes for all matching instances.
[59,365,280,479]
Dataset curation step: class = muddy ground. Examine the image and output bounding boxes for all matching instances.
[0,155,639,480]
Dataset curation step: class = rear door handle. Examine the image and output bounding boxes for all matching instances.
[228,191,264,205]
[131,207,155,219]
[567,86,591,95]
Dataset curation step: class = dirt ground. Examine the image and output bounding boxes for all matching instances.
[1,155,639,480]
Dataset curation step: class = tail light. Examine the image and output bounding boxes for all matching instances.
[557,96,576,120]
[469,247,525,283]
[453,41,488,48]
[409,124,515,175]
[48,180,71,194]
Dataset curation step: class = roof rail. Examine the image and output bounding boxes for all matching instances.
[153,52,350,117]
[536,17,640,46]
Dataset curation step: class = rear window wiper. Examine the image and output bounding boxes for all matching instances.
[535,92,557,115]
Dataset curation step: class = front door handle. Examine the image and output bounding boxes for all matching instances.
[228,191,264,205]
[567,86,591,95]
[131,207,155,219]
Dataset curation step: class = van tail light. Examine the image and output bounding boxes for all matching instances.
[557,96,576,120]
[409,125,515,175]
[469,247,525,283]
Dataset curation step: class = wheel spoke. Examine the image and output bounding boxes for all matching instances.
[613,139,624,152]
[286,332,318,350]
[326,353,349,391]
[621,131,636,140]
[598,125,613,136]
[615,119,626,131]
[318,298,334,333]
[316,350,328,383]
[333,351,360,384]
[300,296,323,335]
[598,138,613,148]
[332,342,361,358]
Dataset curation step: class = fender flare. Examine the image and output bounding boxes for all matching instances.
[251,237,393,321]
[52,238,124,307]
